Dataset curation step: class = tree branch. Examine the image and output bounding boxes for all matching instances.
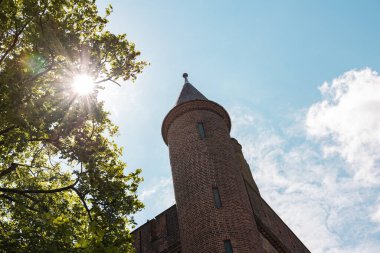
[18,192,39,203]
[0,179,79,194]
[95,76,112,84]
[0,18,33,64]
[31,144,46,165]
[0,161,45,179]
[109,79,121,86]
[95,76,121,86]
[0,125,17,136]
[0,194,39,212]
[28,137,59,143]
[72,187,93,221]
[0,163,18,178]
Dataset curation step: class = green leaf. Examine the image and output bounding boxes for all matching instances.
[0,0,146,251]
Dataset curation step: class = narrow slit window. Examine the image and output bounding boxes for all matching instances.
[197,122,205,139]
[224,240,233,253]
[213,186,222,208]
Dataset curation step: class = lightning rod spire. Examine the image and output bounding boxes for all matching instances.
[183,73,189,84]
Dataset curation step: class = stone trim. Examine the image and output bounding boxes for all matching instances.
[162,99,231,144]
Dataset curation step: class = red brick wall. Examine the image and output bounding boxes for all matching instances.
[132,94,310,253]
[165,102,263,253]
[131,205,181,253]
[132,198,310,253]
[231,138,261,196]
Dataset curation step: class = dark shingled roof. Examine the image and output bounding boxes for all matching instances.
[176,82,208,105]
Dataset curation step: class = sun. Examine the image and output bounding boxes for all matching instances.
[72,74,95,95]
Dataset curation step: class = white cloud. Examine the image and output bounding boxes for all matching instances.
[230,92,380,253]
[132,68,380,252]
[326,241,380,253]
[370,201,380,224]
[306,68,380,185]
[134,176,175,226]
[139,177,174,206]
[140,177,171,200]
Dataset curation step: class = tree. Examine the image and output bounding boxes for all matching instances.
[0,0,146,251]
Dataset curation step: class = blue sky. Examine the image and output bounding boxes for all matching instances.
[96,1,380,252]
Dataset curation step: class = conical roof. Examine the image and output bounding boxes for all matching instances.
[176,73,208,105]
[162,73,231,144]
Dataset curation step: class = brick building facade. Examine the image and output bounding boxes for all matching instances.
[132,74,310,253]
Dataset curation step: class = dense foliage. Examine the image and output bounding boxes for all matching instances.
[0,0,146,252]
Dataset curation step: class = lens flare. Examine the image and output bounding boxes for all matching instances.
[72,74,95,95]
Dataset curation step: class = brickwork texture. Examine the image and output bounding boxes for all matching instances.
[132,80,310,253]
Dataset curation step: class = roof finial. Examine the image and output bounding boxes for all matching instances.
[183,73,189,84]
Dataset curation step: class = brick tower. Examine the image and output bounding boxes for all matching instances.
[161,73,262,252]
[132,74,310,253]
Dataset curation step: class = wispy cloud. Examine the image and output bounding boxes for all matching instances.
[306,68,380,185]
[230,68,380,253]
[134,176,175,225]
[140,177,173,203]
[132,69,380,251]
